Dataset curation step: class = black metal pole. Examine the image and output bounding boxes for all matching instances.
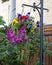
[22,2,49,65]
[40,0,43,65]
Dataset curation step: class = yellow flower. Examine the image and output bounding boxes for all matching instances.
[31,29,34,32]
[31,25,37,33]
[33,25,37,29]
[10,18,18,25]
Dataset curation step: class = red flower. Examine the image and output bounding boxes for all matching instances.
[20,16,28,19]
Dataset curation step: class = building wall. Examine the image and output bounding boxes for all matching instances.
[0,0,52,25]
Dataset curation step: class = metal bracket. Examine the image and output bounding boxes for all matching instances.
[22,2,49,17]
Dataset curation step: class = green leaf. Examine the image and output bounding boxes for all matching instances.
[44,48,52,54]
[34,58,40,65]
[24,42,30,59]
[0,16,5,25]
[0,32,5,38]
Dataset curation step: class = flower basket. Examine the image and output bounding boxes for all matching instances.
[0,13,40,65]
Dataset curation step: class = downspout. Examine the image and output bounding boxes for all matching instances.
[9,0,16,21]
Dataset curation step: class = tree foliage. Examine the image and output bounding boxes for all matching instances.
[0,16,7,38]
[0,16,5,25]
[2,0,9,3]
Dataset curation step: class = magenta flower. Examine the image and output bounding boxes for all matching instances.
[6,28,10,33]
[21,26,26,31]
[17,35,21,40]
[25,37,30,41]
[13,37,17,42]
[13,35,21,43]
[18,29,22,34]
[10,42,14,45]
[6,33,12,39]
[6,28,12,33]
[22,40,24,43]
[16,40,20,43]
[6,26,30,45]
[21,35,25,39]
[18,26,26,34]
[12,33,17,38]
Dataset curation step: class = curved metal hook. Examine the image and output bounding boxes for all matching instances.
[36,2,41,6]
[36,7,41,17]
[33,2,41,17]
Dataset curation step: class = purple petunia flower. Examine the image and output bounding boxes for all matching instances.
[11,33,17,38]
[13,37,17,42]
[21,26,26,31]
[18,29,22,34]
[10,42,14,45]
[16,39,20,43]
[6,26,30,44]
[18,26,26,34]
[17,35,21,39]
[6,28,10,33]
[22,39,25,43]
[18,14,22,17]
[13,35,21,43]
[6,33,12,39]
[26,12,30,16]
[37,24,40,27]
[36,21,40,27]
[26,37,30,41]
[21,35,25,39]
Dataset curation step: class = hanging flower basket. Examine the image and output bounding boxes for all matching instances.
[0,12,40,65]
